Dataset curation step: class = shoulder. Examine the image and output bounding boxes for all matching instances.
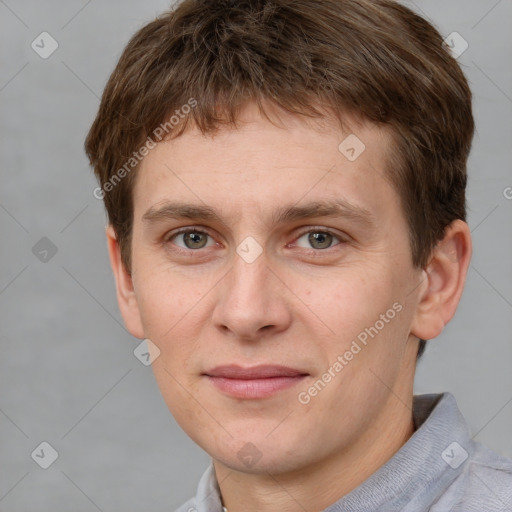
[447,442,512,512]
[173,497,197,512]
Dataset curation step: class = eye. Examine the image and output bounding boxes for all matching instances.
[167,229,215,250]
[294,229,343,250]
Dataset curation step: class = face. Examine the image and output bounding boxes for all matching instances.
[122,102,426,474]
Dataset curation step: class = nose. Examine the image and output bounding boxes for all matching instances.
[211,250,292,342]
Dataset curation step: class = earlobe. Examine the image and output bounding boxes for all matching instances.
[105,225,145,339]
[410,220,472,341]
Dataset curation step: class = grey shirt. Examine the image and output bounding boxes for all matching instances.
[175,392,512,511]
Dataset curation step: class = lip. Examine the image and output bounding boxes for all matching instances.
[203,365,309,399]
[205,364,307,379]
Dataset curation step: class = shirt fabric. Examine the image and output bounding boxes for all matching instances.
[175,392,512,511]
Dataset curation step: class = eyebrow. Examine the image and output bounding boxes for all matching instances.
[141,199,376,229]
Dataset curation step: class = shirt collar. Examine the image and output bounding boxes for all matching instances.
[191,392,472,512]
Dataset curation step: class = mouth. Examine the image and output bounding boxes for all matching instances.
[202,364,309,399]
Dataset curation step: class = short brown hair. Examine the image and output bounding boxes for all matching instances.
[85,0,474,359]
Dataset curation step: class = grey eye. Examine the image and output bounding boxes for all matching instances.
[174,231,212,249]
[309,232,333,249]
[296,231,339,250]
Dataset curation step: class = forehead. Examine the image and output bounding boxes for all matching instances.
[133,104,400,228]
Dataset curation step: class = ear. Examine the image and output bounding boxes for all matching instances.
[410,219,472,340]
[105,225,145,339]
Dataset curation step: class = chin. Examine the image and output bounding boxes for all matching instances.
[216,449,308,476]
[206,430,313,475]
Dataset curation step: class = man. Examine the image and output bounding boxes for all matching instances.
[85,0,512,510]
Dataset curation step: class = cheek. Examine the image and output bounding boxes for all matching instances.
[292,263,409,399]
[294,264,395,341]
[136,271,207,422]
[133,265,205,358]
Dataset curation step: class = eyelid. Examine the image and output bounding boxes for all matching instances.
[165,226,211,241]
[293,225,346,239]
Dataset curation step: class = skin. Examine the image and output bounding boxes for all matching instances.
[106,101,472,512]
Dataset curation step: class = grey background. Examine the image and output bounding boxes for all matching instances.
[1,0,511,510]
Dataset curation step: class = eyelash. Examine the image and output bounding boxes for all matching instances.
[164,226,346,255]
